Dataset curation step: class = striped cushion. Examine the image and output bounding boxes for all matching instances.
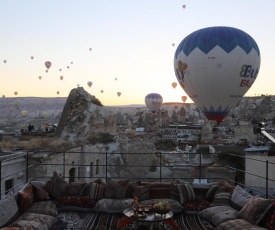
[205,184,220,202]
[90,183,105,201]
[149,182,171,199]
[217,180,235,193]
[211,192,232,207]
[177,183,196,204]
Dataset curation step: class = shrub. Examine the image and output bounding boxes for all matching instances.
[87,133,114,144]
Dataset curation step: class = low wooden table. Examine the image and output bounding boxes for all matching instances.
[123,207,173,230]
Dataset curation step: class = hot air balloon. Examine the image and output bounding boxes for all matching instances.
[101,90,103,93]
[60,76,63,80]
[181,96,187,103]
[14,91,18,96]
[67,66,70,69]
[117,92,121,97]
[45,61,51,69]
[145,93,163,114]
[14,100,22,109]
[87,81,92,87]
[21,110,28,117]
[71,62,73,64]
[174,26,261,124]
[115,78,117,81]
[172,43,175,47]
[182,4,186,9]
[59,68,62,71]
[38,76,42,80]
[57,91,60,95]
[89,48,92,51]
[31,56,34,60]
[3,60,7,63]
[42,111,49,119]
[172,82,177,89]
[45,70,48,73]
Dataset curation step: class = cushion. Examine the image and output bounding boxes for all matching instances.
[90,182,105,200]
[32,185,50,202]
[27,200,58,217]
[191,182,215,201]
[199,205,238,226]
[211,192,232,207]
[205,184,220,202]
[43,171,68,199]
[169,182,180,202]
[93,198,133,213]
[55,196,96,210]
[17,183,34,213]
[0,228,20,230]
[182,199,211,214]
[149,182,171,199]
[104,179,128,199]
[30,181,46,188]
[259,201,275,229]
[63,182,85,196]
[80,182,91,196]
[9,212,56,230]
[217,180,235,193]
[140,198,184,214]
[217,218,267,230]
[237,196,272,225]
[230,185,253,211]
[0,191,19,228]
[177,183,196,204]
[131,183,149,201]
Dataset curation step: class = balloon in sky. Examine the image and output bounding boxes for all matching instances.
[42,111,49,119]
[14,100,22,109]
[57,91,60,95]
[145,93,163,114]
[101,90,103,93]
[59,68,62,71]
[172,82,177,89]
[117,92,121,97]
[67,66,70,69]
[14,91,18,96]
[39,76,42,80]
[172,43,175,47]
[60,76,63,80]
[21,110,28,117]
[115,78,117,81]
[31,56,34,60]
[174,26,261,124]
[45,70,48,73]
[182,4,186,9]
[89,48,92,51]
[71,62,73,64]
[45,61,51,69]
[181,96,187,103]
[87,81,92,87]
[3,60,7,63]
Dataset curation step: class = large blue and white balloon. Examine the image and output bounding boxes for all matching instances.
[174,26,261,124]
[145,93,163,114]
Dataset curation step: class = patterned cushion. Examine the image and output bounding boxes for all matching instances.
[177,183,196,204]
[132,183,149,201]
[17,183,34,213]
[63,182,85,196]
[9,212,56,230]
[217,180,235,193]
[80,183,91,196]
[192,182,214,201]
[205,184,220,202]
[230,185,253,211]
[169,182,180,202]
[182,199,211,214]
[217,218,267,230]
[43,171,68,199]
[0,191,19,228]
[55,196,96,209]
[259,201,275,229]
[27,200,58,217]
[104,179,128,199]
[211,192,232,207]
[140,198,184,214]
[237,196,272,225]
[32,185,50,202]
[93,198,133,213]
[149,182,171,199]
[199,205,238,226]
[90,182,105,200]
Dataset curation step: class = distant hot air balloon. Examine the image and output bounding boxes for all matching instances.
[59,68,62,71]
[67,66,70,69]
[45,70,48,73]
[31,56,34,60]
[181,96,187,103]
[172,82,177,89]
[174,26,261,124]
[39,76,42,80]
[42,111,49,119]
[145,93,163,114]
[182,4,186,9]
[115,78,117,81]
[3,60,7,63]
[21,110,28,117]
[14,91,18,96]
[172,43,175,47]
[71,62,73,64]
[14,100,22,109]
[57,91,60,95]
[45,61,51,69]
[89,48,92,51]
[60,76,63,80]
[117,92,121,97]
[2,95,5,98]
[101,90,103,93]
[87,81,93,87]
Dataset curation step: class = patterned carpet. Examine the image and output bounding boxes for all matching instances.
[50,212,216,230]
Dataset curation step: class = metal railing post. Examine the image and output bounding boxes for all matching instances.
[160,152,162,182]
[0,160,2,200]
[266,160,269,199]
[105,152,108,182]
[63,152,65,178]
[26,152,29,183]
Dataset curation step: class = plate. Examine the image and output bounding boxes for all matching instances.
[130,213,147,218]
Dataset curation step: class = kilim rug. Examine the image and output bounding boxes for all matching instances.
[50,212,216,230]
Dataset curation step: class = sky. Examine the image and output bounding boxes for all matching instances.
[0,0,274,106]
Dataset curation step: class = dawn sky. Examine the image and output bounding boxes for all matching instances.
[0,1,274,106]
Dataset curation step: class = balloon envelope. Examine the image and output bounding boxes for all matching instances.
[14,91,18,96]
[172,82,177,89]
[60,76,63,80]
[117,92,121,97]
[87,81,92,87]
[174,26,261,124]
[145,93,163,113]
[21,110,28,117]
[42,111,49,118]
[14,100,22,109]
[39,76,42,80]
[45,61,51,69]
[181,96,187,103]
